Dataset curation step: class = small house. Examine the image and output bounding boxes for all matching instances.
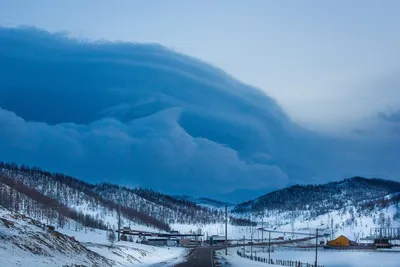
[327,235,352,247]
[210,235,226,245]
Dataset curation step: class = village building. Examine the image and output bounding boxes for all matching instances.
[327,235,354,247]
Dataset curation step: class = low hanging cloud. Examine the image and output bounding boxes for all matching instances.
[0,27,399,202]
[0,106,289,198]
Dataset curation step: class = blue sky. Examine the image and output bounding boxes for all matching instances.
[1,0,399,130]
[0,2,399,202]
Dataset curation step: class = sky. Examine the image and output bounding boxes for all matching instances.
[1,0,400,131]
[0,1,399,202]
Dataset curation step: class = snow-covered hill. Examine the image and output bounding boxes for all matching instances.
[234,177,400,214]
[0,206,113,267]
[233,177,400,241]
[95,184,224,224]
[0,162,225,232]
[1,161,399,244]
[174,195,234,209]
[0,206,186,267]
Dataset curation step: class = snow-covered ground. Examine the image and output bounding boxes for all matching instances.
[86,242,186,267]
[0,207,187,267]
[262,204,399,241]
[0,207,110,267]
[216,248,273,267]
[218,247,400,267]
[58,227,188,267]
[172,222,284,240]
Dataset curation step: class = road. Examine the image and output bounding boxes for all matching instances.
[173,237,318,267]
[174,246,215,267]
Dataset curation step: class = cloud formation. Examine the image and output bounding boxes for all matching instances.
[0,27,399,202]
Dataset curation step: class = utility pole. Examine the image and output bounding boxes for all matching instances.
[225,205,228,255]
[268,231,271,264]
[261,216,264,252]
[243,235,245,254]
[117,204,121,242]
[315,228,318,267]
[250,226,253,259]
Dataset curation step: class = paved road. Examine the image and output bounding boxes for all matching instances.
[173,237,317,267]
[174,247,215,267]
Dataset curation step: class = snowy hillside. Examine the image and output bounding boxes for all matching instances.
[234,177,400,214]
[0,206,112,267]
[233,177,400,241]
[174,195,234,209]
[0,206,186,267]
[1,161,399,244]
[0,162,226,232]
[95,184,224,224]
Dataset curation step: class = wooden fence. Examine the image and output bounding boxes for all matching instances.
[237,250,324,267]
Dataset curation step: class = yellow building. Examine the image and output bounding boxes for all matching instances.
[327,235,351,247]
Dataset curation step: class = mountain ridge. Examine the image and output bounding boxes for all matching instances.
[233,176,400,215]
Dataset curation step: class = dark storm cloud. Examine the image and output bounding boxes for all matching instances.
[0,27,399,201]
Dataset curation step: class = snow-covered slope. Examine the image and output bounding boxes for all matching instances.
[233,177,400,241]
[0,163,170,232]
[94,184,224,224]
[234,177,400,214]
[0,206,187,267]
[1,161,399,245]
[0,206,112,267]
[174,195,234,209]
[0,162,225,232]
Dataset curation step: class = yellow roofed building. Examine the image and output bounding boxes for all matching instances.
[327,235,352,247]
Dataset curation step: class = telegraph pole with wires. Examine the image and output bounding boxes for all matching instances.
[250,213,253,259]
[268,230,271,264]
[315,228,319,267]
[315,224,325,267]
[225,205,228,255]
[117,204,121,241]
[261,215,264,252]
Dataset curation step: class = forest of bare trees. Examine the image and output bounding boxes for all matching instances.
[0,161,230,232]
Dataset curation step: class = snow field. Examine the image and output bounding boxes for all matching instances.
[218,247,400,267]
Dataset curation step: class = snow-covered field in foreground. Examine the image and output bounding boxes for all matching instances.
[58,227,188,267]
[86,242,186,267]
[0,206,187,267]
[218,248,400,267]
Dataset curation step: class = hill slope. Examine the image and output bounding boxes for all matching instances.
[0,162,225,231]
[233,177,400,215]
[232,177,400,242]
[0,206,113,267]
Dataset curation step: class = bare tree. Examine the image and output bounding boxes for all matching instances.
[107,227,116,247]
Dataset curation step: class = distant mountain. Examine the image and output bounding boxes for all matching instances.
[233,177,400,215]
[174,195,233,209]
[231,177,400,242]
[94,184,224,225]
[1,160,399,243]
[0,162,225,232]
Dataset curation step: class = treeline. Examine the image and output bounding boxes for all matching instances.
[360,193,400,212]
[0,174,107,229]
[229,217,257,226]
[233,177,400,216]
[94,184,225,225]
